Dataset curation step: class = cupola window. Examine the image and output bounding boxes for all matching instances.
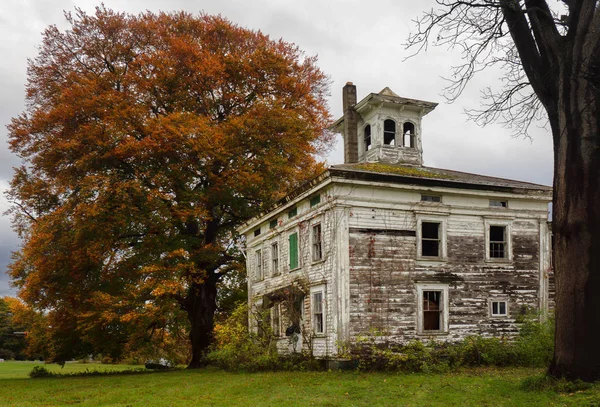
[383,119,396,146]
[403,122,415,148]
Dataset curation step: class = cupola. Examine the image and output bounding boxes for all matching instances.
[330,83,438,166]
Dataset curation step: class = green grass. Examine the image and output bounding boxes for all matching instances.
[0,362,599,406]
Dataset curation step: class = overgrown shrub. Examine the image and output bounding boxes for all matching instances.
[29,365,153,379]
[29,366,53,378]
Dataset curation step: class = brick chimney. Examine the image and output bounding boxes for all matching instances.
[342,82,358,164]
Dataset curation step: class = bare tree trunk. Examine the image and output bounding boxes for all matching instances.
[186,279,218,369]
[549,68,600,380]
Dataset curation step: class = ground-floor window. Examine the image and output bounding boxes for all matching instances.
[310,285,325,334]
[416,283,449,334]
[489,299,508,317]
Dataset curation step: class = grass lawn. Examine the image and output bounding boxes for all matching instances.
[0,362,599,406]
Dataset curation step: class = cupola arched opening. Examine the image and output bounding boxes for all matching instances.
[384,119,396,146]
[403,122,416,148]
[364,124,372,151]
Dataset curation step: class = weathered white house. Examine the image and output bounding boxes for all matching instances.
[238,83,553,357]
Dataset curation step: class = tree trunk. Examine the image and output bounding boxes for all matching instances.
[186,278,218,369]
[548,62,600,380]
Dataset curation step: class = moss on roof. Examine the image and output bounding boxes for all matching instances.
[353,163,453,179]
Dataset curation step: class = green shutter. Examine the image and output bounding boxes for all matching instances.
[289,232,298,269]
[310,195,321,207]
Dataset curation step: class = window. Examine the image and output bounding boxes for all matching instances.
[289,232,299,270]
[383,119,396,146]
[421,194,441,203]
[403,122,415,148]
[255,250,263,281]
[490,300,508,317]
[311,288,325,334]
[421,222,440,257]
[253,228,261,237]
[312,224,323,262]
[269,219,278,229]
[288,207,297,218]
[271,242,279,275]
[271,303,281,336]
[310,195,321,207]
[489,225,506,258]
[364,125,372,151]
[417,284,449,334]
[490,200,508,208]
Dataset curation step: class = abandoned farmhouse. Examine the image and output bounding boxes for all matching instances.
[238,83,553,357]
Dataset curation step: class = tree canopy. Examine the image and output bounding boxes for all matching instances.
[408,0,600,380]
[7,7,332,367]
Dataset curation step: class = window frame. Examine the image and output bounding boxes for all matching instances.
[421,194,441,203]
[383,119,396,146]
[364,124,372,152]
[416,215,447,261]
[416,283,449,335]
[485,220,512,261]
[311,223,323,263]
[271,241,279,276]
[489,199,508,208]
[489,298,509,318]
[310,285,326,335]
[271,303,282,337]
[403,121,416,148]
[255,249,263,281]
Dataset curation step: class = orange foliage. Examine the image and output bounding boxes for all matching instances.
[6,6,332,364]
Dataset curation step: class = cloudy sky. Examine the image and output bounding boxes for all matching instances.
[0,0,553,297]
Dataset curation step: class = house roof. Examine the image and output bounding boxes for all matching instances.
[330,88,438,133]
[237,162,552,234]
[330,162,552,195]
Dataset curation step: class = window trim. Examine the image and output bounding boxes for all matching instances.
[310,285,326,335]
[403,121,416,148]
[416,215,447,261]
[416,283,449,335]
[489,298,509,318]
[383,119,396,146]
[485,220,512,262]
[311,223,323,263]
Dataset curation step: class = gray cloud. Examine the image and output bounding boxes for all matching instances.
[0,0,553,298]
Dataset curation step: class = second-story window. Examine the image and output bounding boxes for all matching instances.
[364,124,372,151]
[312,224,322,262]
[271,242,279,275]
[384,119,396,146]
[255,249,263,281]
[289,232,299,270]
[489,225,507,258]
[421,222,441,257]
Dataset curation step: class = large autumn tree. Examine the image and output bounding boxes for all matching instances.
[408,0,599,380]
[7,7,331,367]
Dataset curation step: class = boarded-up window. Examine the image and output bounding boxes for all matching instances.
[312,291,324,334]
[383,119,396,146]
[421,222,440,257]
[289,232,299,269]
[489,226,506,258]
[423,290,442,331]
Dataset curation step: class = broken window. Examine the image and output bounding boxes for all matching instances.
[312,290,324,334]
[312,224,322,262]
[421,222,440,257]
[271,242,279,275]
[490,300,508,317]
[489,225,506,258]
[271,303,281,336]
[289,232,299,269]
[421,194,441,203]
[383,119,396,146]
[364,124,372,151]
[255,249,263,281]
[490,200,508,208]
[403,122,415,148]
[422,290,443,331]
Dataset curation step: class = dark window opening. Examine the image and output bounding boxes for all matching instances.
[423,290,442,331]
[490,225,506,258]
[403,122,415,148]
[269,219,278,229]
[421,194,441,203]
[490,200,508,208]
[491,301,507,316]
[364,125,372,151]
[288,207,297,218]
[310,195,321,207]
[254,228,261,237]
[421,222,440,257]
[383,119,396,146]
